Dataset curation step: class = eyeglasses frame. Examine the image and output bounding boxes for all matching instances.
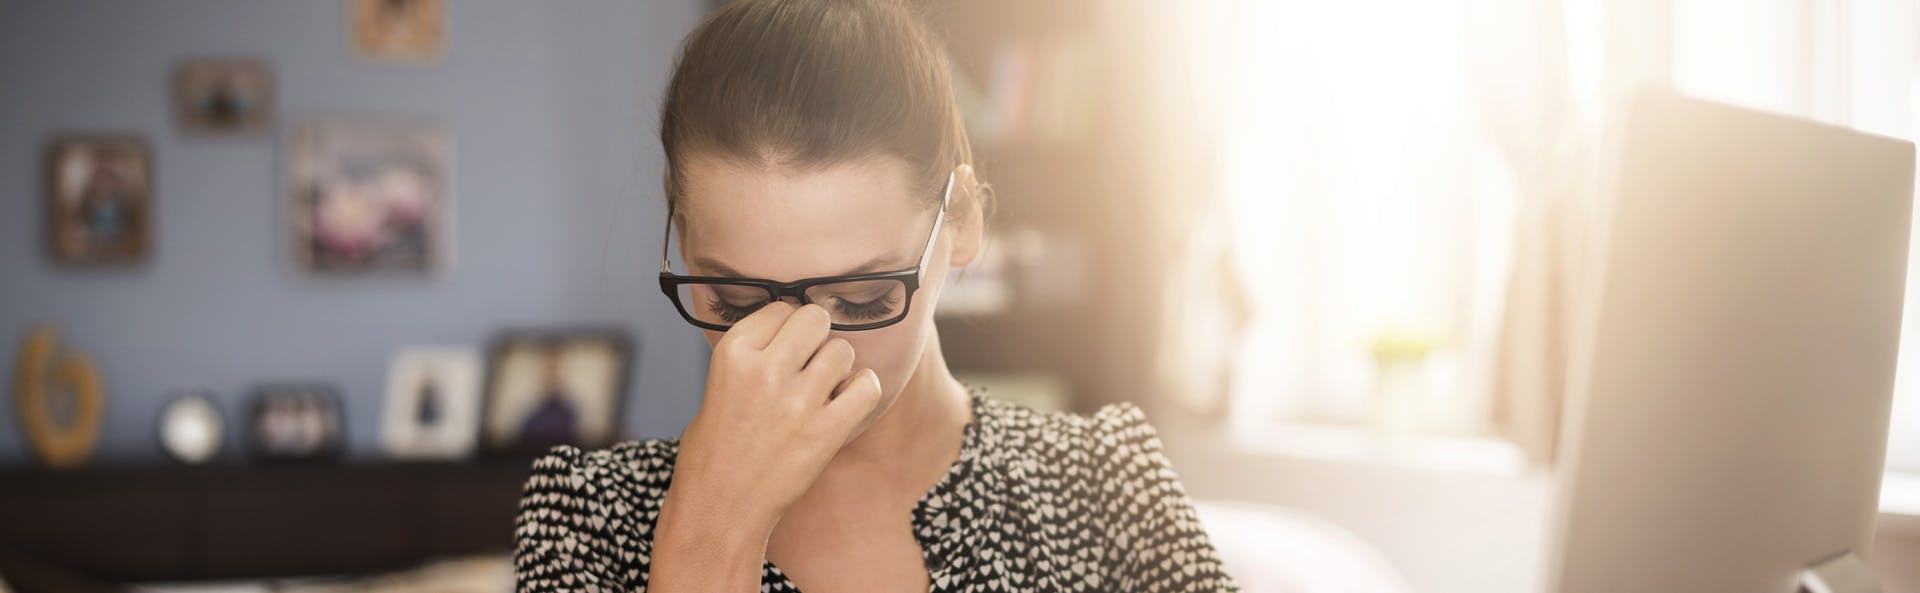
[657,168,955,332]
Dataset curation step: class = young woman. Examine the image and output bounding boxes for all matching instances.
[514,1,1238,591]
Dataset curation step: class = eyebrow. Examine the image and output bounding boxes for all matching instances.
[691,251,916,280]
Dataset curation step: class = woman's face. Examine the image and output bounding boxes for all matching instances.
[675,154,978,432]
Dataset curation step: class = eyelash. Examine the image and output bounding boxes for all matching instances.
[702,293,901,323]
[705,297,761,324]
[830,293,901,321]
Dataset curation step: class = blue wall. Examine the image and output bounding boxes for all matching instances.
[0,0,712,465]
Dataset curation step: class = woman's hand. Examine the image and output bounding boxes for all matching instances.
[651,302,884,592]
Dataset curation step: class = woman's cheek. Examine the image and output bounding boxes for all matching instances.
[843,324,920,393]
[841,333,894,379]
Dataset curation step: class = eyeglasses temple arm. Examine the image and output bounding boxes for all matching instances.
[660,202,675,274]
[917,169,956,272]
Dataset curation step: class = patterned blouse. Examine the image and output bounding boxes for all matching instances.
[514,388,1241,593]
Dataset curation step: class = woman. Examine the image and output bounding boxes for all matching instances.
[514,1,1238,591]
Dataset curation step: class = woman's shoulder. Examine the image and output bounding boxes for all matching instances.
[516,439,681,546]
[525,438,682,482]
[976,395,1169,476]
[521,438,682,515]
[515,439,683,591]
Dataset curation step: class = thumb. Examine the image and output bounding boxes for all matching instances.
[824,368,883,434]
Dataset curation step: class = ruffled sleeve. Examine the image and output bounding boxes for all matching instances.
[515,442,673,592]
[1093,403,1241,593]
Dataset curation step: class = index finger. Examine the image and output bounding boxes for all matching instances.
[718,301,797,351]
[765,304,833,368]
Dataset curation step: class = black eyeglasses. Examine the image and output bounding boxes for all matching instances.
[658,169,954,332]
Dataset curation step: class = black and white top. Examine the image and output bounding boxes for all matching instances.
[514,388,1240,593]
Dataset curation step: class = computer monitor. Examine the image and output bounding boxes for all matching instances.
[1544,88,1916,593]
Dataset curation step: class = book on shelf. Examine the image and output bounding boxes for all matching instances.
[954,33,1104,149]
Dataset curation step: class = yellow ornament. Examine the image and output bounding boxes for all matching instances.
[13,323,106,469]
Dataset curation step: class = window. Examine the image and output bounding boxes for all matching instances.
[1196,0,1920,473]
[1206,0,1589,465]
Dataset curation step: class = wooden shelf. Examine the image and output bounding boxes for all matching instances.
[0,459,534,584]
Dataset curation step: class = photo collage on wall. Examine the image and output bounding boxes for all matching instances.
[14,0,637,469]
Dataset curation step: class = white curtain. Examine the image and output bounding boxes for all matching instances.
[1146,0,1920,470]
[1146,0,1598,466]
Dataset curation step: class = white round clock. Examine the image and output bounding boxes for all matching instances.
[160,393,223,464]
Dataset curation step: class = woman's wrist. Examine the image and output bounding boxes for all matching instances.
[655,483,775,563]
[650,484,774,593]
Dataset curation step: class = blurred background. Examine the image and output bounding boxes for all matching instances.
[5,0,1920,592]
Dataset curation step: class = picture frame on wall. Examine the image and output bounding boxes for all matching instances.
[479,329,632,456]
[287,119,452,275]
[173,58,275,137]
[350,0,444,63]
[45,134,151,266]
[248,383,346,462]
[381,346,482,461]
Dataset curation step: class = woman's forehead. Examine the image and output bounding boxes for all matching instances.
[676,156,930,280]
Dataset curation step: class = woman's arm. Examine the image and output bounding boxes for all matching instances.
[647,487,775,593]
[512,303,876,593]
[647,302,882,592]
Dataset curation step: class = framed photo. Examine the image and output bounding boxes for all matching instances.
[45,135,151,266]
[173,58,274,136]
[350,0,444,63]
[248,383,346,462]
[287,119,452,275]
[480,329,632,455]
[381,346,482,461]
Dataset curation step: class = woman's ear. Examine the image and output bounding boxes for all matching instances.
[948,164,985,268]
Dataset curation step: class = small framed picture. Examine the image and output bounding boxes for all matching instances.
[45,135,151,266]
[480,329,633,455]
[173,58,274,136]
[248,383,346,462]
[351,0,444,63]
[381,346,482,461]
[287,119,452,275]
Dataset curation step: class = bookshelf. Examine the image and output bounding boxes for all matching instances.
[926,0,1158,414]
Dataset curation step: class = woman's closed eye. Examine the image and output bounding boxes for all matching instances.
[821,292,902,321]
[701,292,898,324]
[705,296,767,323]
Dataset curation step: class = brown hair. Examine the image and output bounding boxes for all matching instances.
[659,0,989,219]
